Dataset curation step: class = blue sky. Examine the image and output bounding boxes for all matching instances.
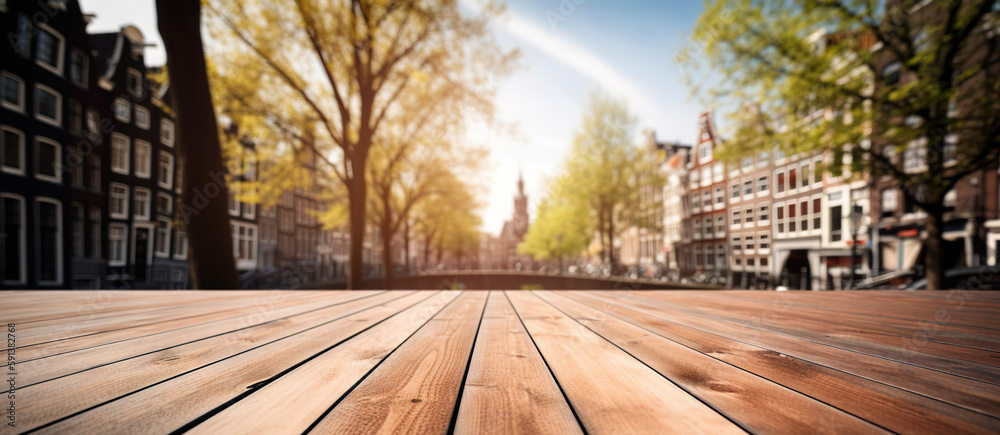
[79,0,710,234]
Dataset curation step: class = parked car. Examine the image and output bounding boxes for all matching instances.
[904,268,1000,290]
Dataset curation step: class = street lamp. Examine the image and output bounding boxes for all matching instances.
[849,207,863,289]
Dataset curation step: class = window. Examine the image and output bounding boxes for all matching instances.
[759,205,769,221]
[157,193,173,214]
[699,144,712,162]
[2,194,26,284]
[36,198,62,285]
[733,209,741,225]
[68,100,82,134]
[127,69,144,98]
[789,203,797,231]
[85,108,99,136]
[35,137,61,183]
[761,257,768,266]
[110,183,129,219]
[68,147,85,187]
[757,152,770,169]
[883,61,902,85]
[714,188,724,204]
[777,173,785,193]
[814,162,823,184]
[789,168,797,190]
[759,234,769,250]
[704,218,712,236]
[2,126,25,175]
[744,181,753,195]
[702,191,711,207]
[35,24,64,75]
[801,165,810,188]
[155,217,171,257]
[742,157,753,171]
[34,84,61,126]
[111,134,130,174]
[70,203,85,257]
[881,189,898,218]
[777,206,785,233]
[746,236,755,250]
[161,120,175,146]
[747,258,755,266]
[813,198,822,230]
[758,176,768,192]
[134,140,151,178]
[745,209,754,223]
[732,237,741,251]
[173,228,188,259]
[14,15,31,58]
[943,134,957,165]
[800,201,809,231]
[158,151,174,188]
[717,216,725,234]
[904,138,928,173]
[731,184,740,198]
[232,222,258,263]
[135,106,150,129]
[70,49,88,88]
[114,98,130,122]
[1,72,24,112]
[109,224,128,266]
[831,205,843,242]
[243,201,256,219]
[229,191,240,216]
[134,188,151,220]
[89,206,101,259]
[87,154,101,191]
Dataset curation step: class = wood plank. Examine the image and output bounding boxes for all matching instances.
[183,291,465,435]
[17,291,339,359]
[307,291,488,434]
[636,293,1000,381]
[594,291,1000,421]
[15,291,331,346]
[36,291,454,435]
[12,291,411,432]
[504,290,743,434]
[536,291,883,434]
[565,291,1000,434]
[15,291,384,385]
[453,292,583,435]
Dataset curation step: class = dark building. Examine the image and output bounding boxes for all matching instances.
[1,1,189,288]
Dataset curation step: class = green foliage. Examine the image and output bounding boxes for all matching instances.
[520,91,661,265]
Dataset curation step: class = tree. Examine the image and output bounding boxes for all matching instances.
[518,175,592,267]
[558,92,654,269]
[205,0,517,288]
[686,0,1000,289]
[156,0,239,289]
[412,177,482,270]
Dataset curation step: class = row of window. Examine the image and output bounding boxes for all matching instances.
[1,70,176,144]
[109,134,174,187]
[2,126,62,182]
[2,195,61,285]
[732,234,771,252]
[108,183,173,220]
[774,198,823,234]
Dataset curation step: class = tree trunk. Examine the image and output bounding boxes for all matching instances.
[157,0,238,289]
[607,212,617,268]
[403,220,411,273]
[347,153,367,290]
[925,207,945,290]
[381,217,393,289]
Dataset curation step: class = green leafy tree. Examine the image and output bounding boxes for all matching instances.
[558,92,659,268]
[518,175,592,267]
[685,0,1000,289]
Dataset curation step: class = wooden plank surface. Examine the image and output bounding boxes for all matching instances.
[453,292,582,435]
[2,289,998,435]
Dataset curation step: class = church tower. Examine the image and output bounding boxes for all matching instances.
[513,172,529,239]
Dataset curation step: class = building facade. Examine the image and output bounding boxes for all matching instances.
[678,110,729,283]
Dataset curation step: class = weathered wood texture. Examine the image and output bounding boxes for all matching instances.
[2,290,998,434]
